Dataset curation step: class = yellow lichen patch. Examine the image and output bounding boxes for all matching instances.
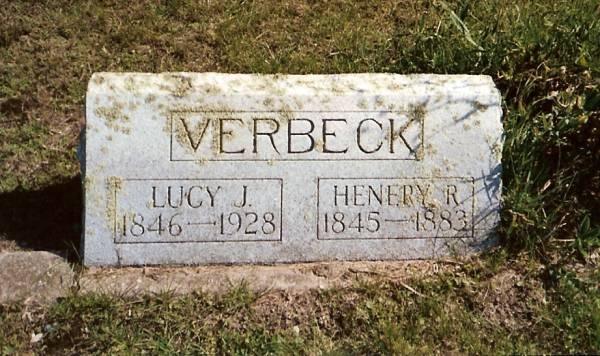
[293,97,304,110]
[430,167,443,178]
[410,103,427,122]
[387,82,403,90]
[320,96,332,104]
[277,105,295,125]
[442,158,456,172]
[247,75,284,96]
[105,176,123,230]
[94,103,131,134]
[408,104,427,160]
[125,76,136,92]
[199,83,222,95]
[357,99,368,109]
[263,97,274,107]
[330,83,345,95]
[490,141,502,161]
[167,105,239,158]
[163,75,193,98]
[211,117,221,155]
[172,112,200,154]
[314,139,324,153]
[92,74,105,85]
[473,101,488,112]
[424,143,437,156]
[83,176,95,190]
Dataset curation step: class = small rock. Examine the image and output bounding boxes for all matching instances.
[0,251,74,304]
[30,332,43,344]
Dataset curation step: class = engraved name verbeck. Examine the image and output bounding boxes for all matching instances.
[170,110,424,161]
[113,178,283,243]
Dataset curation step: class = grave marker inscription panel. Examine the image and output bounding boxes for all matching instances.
[82,73,502,266]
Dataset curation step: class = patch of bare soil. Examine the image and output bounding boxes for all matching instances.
[474,265,547,330]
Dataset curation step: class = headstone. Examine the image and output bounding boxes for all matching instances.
[82,73,502,266]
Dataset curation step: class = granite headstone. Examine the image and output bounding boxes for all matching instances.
[82,73,502,266]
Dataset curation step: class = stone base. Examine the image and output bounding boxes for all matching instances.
[1,251,468,303]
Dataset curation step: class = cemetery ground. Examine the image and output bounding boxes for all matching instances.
[0,0,599,353]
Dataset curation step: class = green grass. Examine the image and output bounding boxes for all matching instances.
[1,0,599,353]
[1,264,599,354]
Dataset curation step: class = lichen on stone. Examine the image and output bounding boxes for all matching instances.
[94,103,131,134]
[105,176,123,230]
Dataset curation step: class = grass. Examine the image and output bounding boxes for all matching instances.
[0,0,599,353]
[1,262,599,354]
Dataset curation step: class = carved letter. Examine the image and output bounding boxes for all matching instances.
[416,184,431,205]
[334,185,349,206]
[368,185,383,206]
[187,186,203,208]
[253,118,280,154]
[357,118,383,153]
[151,186,165,208]
[288,119,315,154]
[234,185,248,208]
[219,118,245,154]
[322,119,348,153]
[353,185,365,206]
[179,117,210,151]
[168,186,184,208]
[389,118,414,154]
[206,186,221,207]
[446,184,459,206]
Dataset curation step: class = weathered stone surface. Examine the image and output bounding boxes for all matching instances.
[79,260,457,296]
[0,252,74,304]
[83,73,502,266]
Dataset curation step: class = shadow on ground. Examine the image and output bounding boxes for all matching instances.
[0,176,81,261]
